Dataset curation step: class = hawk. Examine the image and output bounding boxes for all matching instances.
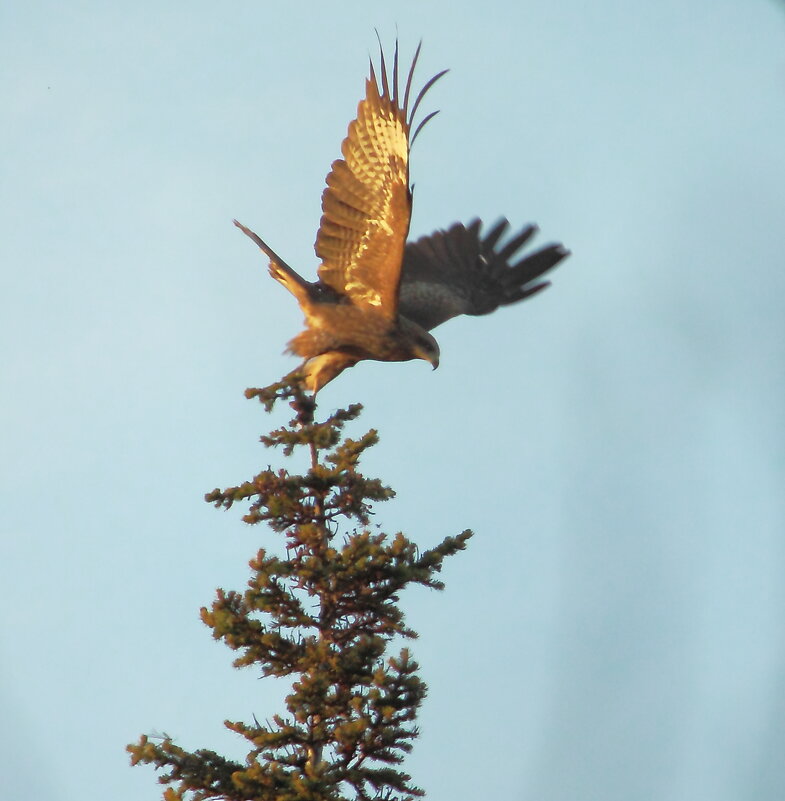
[234,41,569,393]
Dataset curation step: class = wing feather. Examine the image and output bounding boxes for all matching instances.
[399,219,570,330]
[315,43,445,319]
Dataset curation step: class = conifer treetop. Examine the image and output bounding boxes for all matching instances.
[129,374,471,800]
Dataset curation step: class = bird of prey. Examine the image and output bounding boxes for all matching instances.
[234,41,569,393]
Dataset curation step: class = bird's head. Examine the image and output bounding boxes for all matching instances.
[411,329,440,370]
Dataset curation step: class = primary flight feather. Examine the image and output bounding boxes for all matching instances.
[234,40,569,393]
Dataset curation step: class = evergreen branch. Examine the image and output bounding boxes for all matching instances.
[127,735,244,800]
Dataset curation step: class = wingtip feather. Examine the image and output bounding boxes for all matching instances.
[409,68,448,128]
[403,40,423,116]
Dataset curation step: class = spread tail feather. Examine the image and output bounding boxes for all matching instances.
[234,218,312,302]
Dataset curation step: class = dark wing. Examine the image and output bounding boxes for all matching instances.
[315,41,446,320]
[398,218,570,331]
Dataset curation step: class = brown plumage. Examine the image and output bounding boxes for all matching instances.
[235,41,569,393]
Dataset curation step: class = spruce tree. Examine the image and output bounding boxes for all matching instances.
[128,375,471,800]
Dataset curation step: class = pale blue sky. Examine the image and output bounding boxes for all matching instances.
[2,2,785,799]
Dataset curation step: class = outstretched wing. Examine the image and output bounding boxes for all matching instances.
[315,41,446,320]
[398,218,570,331]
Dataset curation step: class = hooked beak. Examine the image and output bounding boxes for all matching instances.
[412,340,440,371]
[422,350,439,370]
[413,346,439,370]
